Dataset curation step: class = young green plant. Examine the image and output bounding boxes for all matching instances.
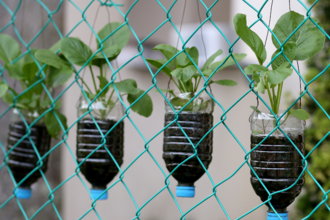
[234,11,325,130]
[38,22,153,119]
[0,34,72,139]
[146,44,246,110]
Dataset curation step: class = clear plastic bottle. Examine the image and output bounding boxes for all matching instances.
[76,97,124,200]
[250,110,305,219]
[7,109,51,199]
[163,92,214,198]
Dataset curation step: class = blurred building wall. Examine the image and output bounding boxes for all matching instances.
[62,0,308,219]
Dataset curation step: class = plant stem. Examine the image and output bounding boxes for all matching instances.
[276,82,283,115]
[195,77,202,92]
[178,80,187,93]
[265,81,274,111]
[89,66,98,93]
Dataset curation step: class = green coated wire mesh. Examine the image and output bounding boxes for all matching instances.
[0,0,329,219]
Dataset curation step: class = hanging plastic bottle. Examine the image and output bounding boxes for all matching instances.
[76,97,124,200]
[7,109,51,199]
[163,92,214,198]
[250,111,305,219]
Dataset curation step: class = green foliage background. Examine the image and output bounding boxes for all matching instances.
[295,0,330,218]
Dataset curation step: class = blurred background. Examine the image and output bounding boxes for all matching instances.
[1,0,329,219]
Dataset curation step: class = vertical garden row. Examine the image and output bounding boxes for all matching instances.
[0,1,329,220]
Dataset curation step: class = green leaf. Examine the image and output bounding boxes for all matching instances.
[35,49,72,73]
[0,34,21,63]
[254,80,265,93]
[169,97,193,111]
[186,47,199,66]
[45,110,68,139]
[250,106,261,114]
[97,22,130,50]
[202,68,213,76]
[271,42,297,70]
[60,38,92,66]
[5,63,24,80]
[211,79,237,86]
[182,80,193,93]
[0,81,8,97]
[176,51,190,67]
[91,44,120,67]
[170,68,184,81]
[153,44,177,60]
[23,49,40,81]
[244,64,269,83]
[153,44,177,68]
[252,130,264,135]
[202,49,223,71]
[272,11,325,60]
[112,79,140,94]
[209,53,247,72]
[182,66,197,82]
[48,68,73,88]
[97,76,109,96]
[3,92,14,105]
[146,58,172,77]
[289,109,310,120]
[127,90,153,117]
[266,62,293,84]
[233,14,267,65]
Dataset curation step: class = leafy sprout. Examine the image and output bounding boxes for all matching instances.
[234,11,325,122]
[0,34,72,139]
[146,44,246,110]
[53,22,153,119]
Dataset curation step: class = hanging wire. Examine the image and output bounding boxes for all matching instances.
[167,0,188,91]
[196,0,214,96]
[75,3,102,110]
[254,0,274,110]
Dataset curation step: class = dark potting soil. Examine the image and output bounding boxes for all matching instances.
[76,118,124,189]
[7,121,51,188]
[250,133,305,212]
[163,112,213,186]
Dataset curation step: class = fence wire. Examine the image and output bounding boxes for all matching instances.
[0,0,329,220]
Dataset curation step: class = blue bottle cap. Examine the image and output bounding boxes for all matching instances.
[15,188,32,199]
[90,189,108,200]
[176,186,195,198]
[267,212,288,220]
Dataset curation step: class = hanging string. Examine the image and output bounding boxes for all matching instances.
[297,61,302,108]
[288,0,302,108]
[289,0,291,11]
[167,0,188,92]
[75,4,101,109]
[196,0,213,96]
[106,6,122,82]
[14,1,27,91]
[106,5,125,114]
[254,0,274,110]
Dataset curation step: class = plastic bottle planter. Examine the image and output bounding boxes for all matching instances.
[76,98,124,200]
[250,111,305,220]
[7,109,51,199]
[163,93,214,198]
